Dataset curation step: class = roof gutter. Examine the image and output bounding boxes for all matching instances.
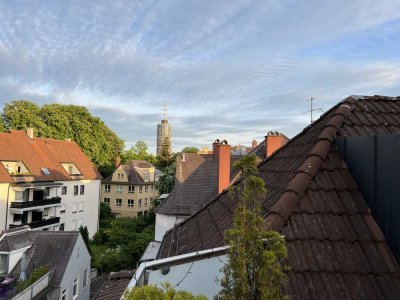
[126,245,228,291]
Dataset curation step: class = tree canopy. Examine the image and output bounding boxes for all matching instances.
[1,100,124,177]
[121,140,156,164]
[181,146,199,153]
[125,283,207,300]
[219,154,288,300]
[155,162,176,195]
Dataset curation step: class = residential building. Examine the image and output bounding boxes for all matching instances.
[155,137,287,242]
[101,160,160,217]
[128,95,400,299]
[0,226,91,300]
[92,270,133,300]
[0,129,102,238]
[156,116,171,155]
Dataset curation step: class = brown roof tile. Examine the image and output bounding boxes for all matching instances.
[158,95,400,298]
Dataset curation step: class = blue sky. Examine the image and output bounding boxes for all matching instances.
[0,1,400,153]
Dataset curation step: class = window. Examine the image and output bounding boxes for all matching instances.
[74,185,78,196]
[41,167,51,175]
[128,185,135,193]
[128,199,134,207]
[77,219,83,228]
[59,204,66,214]
[73,277,79,299]
[144,198,148,206]
[138,211,143,217]
[104,198,110,206]
[117,173,124,179]
[116,199,122,207]
[78,202,84,212]
[116,185,123,193]
[138,199,142,207]
[45,187,50,197]
[145,185,148,192]
[72,203,78,213]
[13,214,22,222]
[43,208,49,217]
[83,268,88,289]
[144,173,149,181]
[61,288,67,300]
[80,185,85,195]
[61,162,82,176]
[150,185,154,192]
[104,184,110,193]
[139,186,142,193]
[72,220,77,230]
[59,223,65,231]
[62,186,67,195]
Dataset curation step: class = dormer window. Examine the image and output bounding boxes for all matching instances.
[1,161,33,182]
[61,163,82,177]
[41,167,51,175]
[117,173,124,179]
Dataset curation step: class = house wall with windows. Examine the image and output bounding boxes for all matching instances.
[59,234,91,300]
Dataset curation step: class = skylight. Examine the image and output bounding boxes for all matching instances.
[41,168,51,175]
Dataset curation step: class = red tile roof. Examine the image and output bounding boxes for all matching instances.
[158,95,400,298]
[0,130,102,182]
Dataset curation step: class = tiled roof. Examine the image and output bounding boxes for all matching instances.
[0,130,102,183]
[102,160,158,184]
[155,153,239,216]
[8,230,80,287]
[94,270,133,300]
[158,95,400,298]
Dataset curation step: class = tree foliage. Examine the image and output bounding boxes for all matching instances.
[219,154,288,300]
[155,162,176,195]
[156,136,173,171]
[121,140,156,164]
[79,226,92,255]
[91,213,155,274]
[181,146,199,153]
[1,100,124,177]
[124,283,207,300]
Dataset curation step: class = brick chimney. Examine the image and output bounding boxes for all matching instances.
[214,139,231,193]
[252,139,257,149]
[26,128,34,139]
[265,131,287,157]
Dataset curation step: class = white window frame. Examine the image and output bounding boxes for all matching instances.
[104,184,110,192]
[116,185,123,193]
[104,198,110,206]
[116,198,122,207]
[139,199,142,207]
[128,199,134,208]
[60,287,68,300]
[128,185,134,193]
[73,276,79,299]
[145,185,148,192]
[83,268,88,289]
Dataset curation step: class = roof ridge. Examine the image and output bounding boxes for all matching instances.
[264,97,356,231]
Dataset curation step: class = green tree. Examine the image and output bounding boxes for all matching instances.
[155,162,175,195]
[124,283,207,300]
[156,137,173,171]
[1,100,124,177]
[79,226,92,255]
[219,154,288,300]
[181,146,199,153]
[0,115,4,132]
[121,140,156,164]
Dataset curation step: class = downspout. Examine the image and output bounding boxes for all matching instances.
[5,184,11,230]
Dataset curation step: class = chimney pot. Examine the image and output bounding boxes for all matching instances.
[26,128,34,139]
[252,140,257,149]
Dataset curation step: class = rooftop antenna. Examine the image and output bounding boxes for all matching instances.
[163,100,167,120]
[301,97,323,123]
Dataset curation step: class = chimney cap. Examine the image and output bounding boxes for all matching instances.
[213,139,220,144]
[267,131,281,136]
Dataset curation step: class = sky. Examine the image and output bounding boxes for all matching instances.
[0,1,400,153]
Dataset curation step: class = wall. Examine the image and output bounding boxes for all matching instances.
[147,255,226,299]
[155,213,185,242]
[6,246,30,274]
[0,183,10,232]
[57,180,100,238]
[59,234,91,300]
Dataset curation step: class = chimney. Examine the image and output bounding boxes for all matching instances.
[26,128,34,139]
[215,139,231,193]
[252,139,257,149]
[265,131,287,157]
[115,156,121,168]
[212,139,220,156]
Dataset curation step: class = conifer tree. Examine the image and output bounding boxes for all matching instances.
[219,154,288,300]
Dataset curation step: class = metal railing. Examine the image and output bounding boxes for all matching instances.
[10,217,60,229]
[10,197,61,209]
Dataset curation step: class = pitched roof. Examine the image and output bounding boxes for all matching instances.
[102,160,159,184]
[155,153,239,216]
[158,95,400,298]
[0,130,102,183]
[5,229,80,287]
[94,270,133,300]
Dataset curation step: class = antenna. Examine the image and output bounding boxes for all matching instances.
[163,100,167,120]
[301,97,323,123]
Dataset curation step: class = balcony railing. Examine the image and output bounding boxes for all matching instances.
[10,268,55,300]
[10,197,61,209]
[10,217,60,229]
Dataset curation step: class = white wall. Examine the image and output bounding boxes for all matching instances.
[155,213,186,242]
[5,246,30,274]
[56,180,100,238]
[0,183,10,232]
[59,234,91,300]
[147,255,226,299]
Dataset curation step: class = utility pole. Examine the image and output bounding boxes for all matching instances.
[302,97,323,123]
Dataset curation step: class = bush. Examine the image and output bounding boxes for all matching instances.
[16,265,49,292]
[124,283,207,300]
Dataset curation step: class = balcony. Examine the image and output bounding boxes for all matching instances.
[10,197,61,213]
[9,217,60,230]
